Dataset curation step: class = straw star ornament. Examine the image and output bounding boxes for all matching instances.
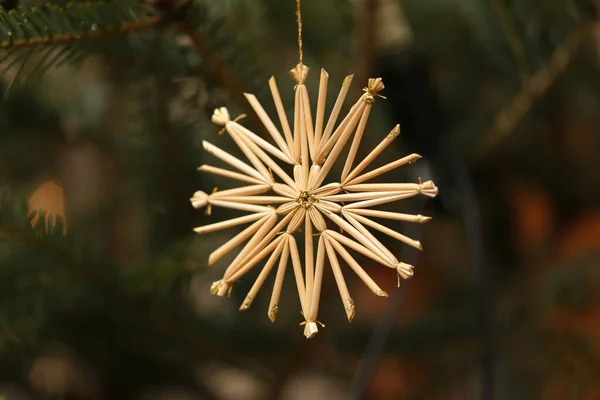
[191,60,438,338]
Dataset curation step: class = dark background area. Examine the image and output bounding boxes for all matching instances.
[0,0,600,399]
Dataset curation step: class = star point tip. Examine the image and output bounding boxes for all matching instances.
[207,254,217,266]
[346,298,355,322]
[303,322,319,339]
[239,297,252,311]
[416,214,432,223]
[268,305,278,323]
[396,262,414,280]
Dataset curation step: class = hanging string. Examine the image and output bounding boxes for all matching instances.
[296,0,303,64]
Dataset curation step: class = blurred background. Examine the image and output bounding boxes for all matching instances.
[1,0,600,399]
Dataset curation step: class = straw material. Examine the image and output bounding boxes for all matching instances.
[192,64,438,338]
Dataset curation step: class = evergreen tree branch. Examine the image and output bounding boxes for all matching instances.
[0,15,160,50]
[0,2,158,50]
[0,1,159,94]
[0,217,243,365]
[177,20,264,131]
[490,0,530,79]
[473,22,595,161]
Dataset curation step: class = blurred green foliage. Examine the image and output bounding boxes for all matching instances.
[0,0,599,399]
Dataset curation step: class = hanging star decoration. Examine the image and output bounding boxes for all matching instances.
[190,62,438,339]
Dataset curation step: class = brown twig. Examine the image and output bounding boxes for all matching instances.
[472,23,594,161]
[490,0,530,80]
[353,0,377,99]
[0,16,161,50]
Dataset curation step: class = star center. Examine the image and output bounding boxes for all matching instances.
[297,190,317,209]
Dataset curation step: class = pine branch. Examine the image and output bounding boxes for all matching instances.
[177,20,265,131]
[0,1,159,94]
[490,0,530,79]
[0,15,160,50]
[0,2,158,50]
[0,216,245,365]
[472,22,595,161]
